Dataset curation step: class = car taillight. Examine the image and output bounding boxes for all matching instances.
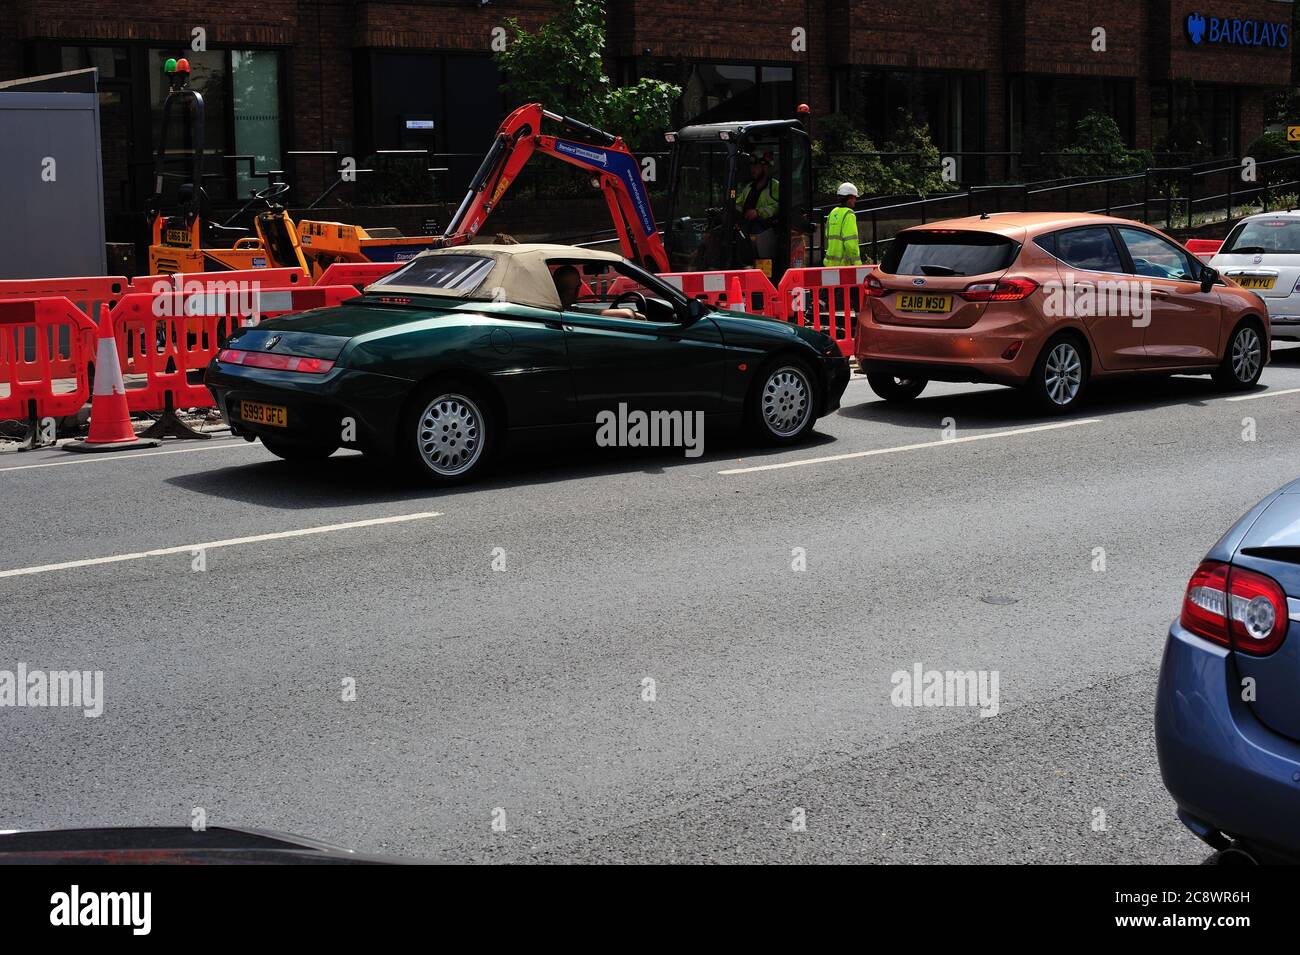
[864,274,886,297]
[1226,566,1288,655]
[217,349,335,374]
[1179,560,1288,655]
[960,277,1039,302]
[1181,561,1231,647]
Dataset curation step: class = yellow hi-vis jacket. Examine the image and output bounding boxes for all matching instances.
[825,205,860,266]
[736,178,780,220]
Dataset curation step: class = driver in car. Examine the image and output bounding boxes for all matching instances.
[553,265,641,319]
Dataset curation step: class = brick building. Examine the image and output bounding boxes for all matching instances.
[1,0,1295,239]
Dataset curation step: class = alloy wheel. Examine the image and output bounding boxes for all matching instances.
[1043,342,1083,406]
[1232,326,1262,383]
[762,366,813,437]
[417,393,484,477]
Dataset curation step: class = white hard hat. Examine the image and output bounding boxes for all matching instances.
[837,182,859,197]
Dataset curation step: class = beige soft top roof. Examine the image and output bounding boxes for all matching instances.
[366,243,626,310]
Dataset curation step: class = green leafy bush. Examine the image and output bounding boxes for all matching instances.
[495,0,679,150]
[813,112,955,198]
[1053,111,1151,178]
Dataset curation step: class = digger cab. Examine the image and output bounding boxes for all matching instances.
[663,116,812,281]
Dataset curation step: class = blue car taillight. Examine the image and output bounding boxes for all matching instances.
[1181,560,1288,655]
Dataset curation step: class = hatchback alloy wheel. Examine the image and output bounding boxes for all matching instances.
[1043,341,1083,406]
[1231,325,1262,384]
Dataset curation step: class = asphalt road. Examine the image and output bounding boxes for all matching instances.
[5,348,1300,863]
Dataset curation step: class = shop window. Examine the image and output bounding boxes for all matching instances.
[148,48,284,201]
[231,50,282,198]
[841,68,984,158]
[647,62,796,126]
[1153,82,1236,160]
[358,52,504,193]
[60,46,131,79]
[1010,75,1135,160]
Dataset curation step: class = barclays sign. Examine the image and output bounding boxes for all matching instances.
[1186,12,1290,49]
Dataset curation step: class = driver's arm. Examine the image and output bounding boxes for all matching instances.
[600,307,640,320]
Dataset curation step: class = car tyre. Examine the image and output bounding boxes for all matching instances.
[1026,333,1088,413]
[261,437,338,461]
[747,357,819,445]
[866,372,927,402]
[1212,320,1265,391]
[402,382,496,485]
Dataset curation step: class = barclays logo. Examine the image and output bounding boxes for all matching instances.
[1186,12,1289,49]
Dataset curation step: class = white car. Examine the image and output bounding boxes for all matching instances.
[1210,211,1300,341]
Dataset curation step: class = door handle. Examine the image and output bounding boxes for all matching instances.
[1149,288,1171,298]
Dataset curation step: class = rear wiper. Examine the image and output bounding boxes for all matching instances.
[919,265,961,276]
[1227,246,1267,254]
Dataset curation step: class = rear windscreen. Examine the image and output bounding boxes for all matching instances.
[370,254,494,294]
[1221,219,1300,255]
[882,232,1019,277]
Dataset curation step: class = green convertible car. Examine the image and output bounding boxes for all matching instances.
[206,244,850,485]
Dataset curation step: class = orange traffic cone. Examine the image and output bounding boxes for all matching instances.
[728,275,745,313]
[64,305,161,453]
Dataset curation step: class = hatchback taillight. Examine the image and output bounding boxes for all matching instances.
[1180,560,1288,655]
[960,277,1039,302]
[864,274,886,297]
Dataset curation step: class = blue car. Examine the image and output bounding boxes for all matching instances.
[1156,478,1300,864]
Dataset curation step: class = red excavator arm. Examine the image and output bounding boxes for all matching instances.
[441,103,668,272]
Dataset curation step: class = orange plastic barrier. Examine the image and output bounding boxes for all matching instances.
[0,297,98,432]
[1185,239,1223,262]
[0,276,129,319]
[777,265,877,357]
[654,269,780,315]
[129,267,309,292]
[315,262,402,291]
[110,284,359,415]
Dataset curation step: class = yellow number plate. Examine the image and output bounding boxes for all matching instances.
[165,229,191,246]
[239,400,287,427]
[1235,275,1276,290]
[896,293,953,313]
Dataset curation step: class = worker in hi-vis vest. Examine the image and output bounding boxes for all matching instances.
[823,182,862,329]
[736,151,780,267]
[824,182,861,267]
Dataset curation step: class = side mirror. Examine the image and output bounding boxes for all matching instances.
[1200,265,1218,294]
[686,298,707,322]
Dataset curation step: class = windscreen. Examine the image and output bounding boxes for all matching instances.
[370,254,494,294]
[882,231,1019,277]
[1221,218,1300,255]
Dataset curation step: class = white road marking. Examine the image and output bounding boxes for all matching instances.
[0,511,442,579]
[718,419,1102,475]
[0,440,259,473]
[1225,387,1300,402]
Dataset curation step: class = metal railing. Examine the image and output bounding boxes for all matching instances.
[848,154,1300,262]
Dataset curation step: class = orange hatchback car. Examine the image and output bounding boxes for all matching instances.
[855,212,1269,411]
